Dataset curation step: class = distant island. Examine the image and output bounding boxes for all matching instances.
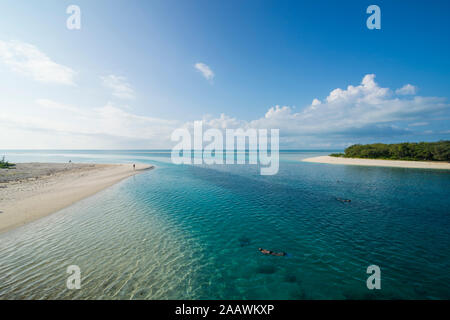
[330,141,450,162]
[303,141,450,169]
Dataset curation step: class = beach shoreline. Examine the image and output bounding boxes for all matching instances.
[302,156,450,170]
[0,163,153,233]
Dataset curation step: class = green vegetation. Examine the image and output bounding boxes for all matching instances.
[329,153,345,158]
[330,141,450,162]
[0,156,15,169]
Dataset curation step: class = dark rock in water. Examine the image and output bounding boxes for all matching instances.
[289,287,308,300]
[413,285,427,297]
[238,236,251,247]
[257,265,276,274]
[284,274,297,283]
[133,289,149,298]
[336,197,351,203]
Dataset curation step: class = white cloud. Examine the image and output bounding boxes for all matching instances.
[409,122,428,127]
[101,75,135,100]
[311,98,321,106]
[0,40,76,85]
[36,98,84,114]
[0,99,179,149]
[195,62,214,81]
[185,74,448,147]
[249,74,445,135]
[396,84,417,95]
[1,74,448,149]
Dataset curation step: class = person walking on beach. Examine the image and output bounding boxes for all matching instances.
[133,164,136,171]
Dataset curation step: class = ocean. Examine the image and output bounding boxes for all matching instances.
[0,150,449,299]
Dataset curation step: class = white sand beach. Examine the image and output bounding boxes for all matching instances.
[302,156,450,170]
[0,163,153,233]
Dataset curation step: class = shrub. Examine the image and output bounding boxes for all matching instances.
[0,156,16,169]
[332,141,450,162]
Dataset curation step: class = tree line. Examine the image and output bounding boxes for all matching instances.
[330,141,450,162]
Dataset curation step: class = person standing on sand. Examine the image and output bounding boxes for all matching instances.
[133,164,135,171]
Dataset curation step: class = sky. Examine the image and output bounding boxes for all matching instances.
[0,0,449,149]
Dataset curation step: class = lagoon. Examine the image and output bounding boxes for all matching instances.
[0,150,449,299]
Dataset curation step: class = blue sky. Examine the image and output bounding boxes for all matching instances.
[0,0,449,149]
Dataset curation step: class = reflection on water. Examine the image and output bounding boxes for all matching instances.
[0,151,449,299]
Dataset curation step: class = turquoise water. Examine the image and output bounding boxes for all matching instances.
[0,150,449,299]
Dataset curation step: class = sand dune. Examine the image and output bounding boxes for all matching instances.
[0,163,153,233]
[302,156,450,170]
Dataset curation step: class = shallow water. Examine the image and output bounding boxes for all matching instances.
[0,150,449,299]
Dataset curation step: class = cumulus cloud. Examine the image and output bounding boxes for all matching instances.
[195,62,214,81]
[1,74,448,149]
[311,98,321,106]
[248,75,446,136]
[396,84,417,95]
[0,40,76,85]
[101,75,135,100]
[184,74,449,147]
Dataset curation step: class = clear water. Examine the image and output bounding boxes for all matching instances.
[0,150,449,299]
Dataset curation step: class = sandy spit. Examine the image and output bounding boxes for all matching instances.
[302,156,450,170]
[0,163,153,233]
